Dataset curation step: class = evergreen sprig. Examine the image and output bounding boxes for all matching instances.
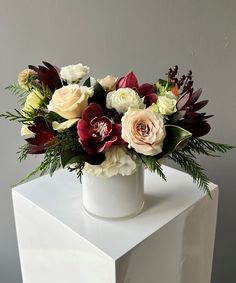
[181,138,234,157]
[67,162,85,182]
[168,151,211,196]
[140,154,166,181]
[0,109,36,124]
[5,84,30,105]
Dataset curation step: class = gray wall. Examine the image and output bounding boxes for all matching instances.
[0,0,235,282]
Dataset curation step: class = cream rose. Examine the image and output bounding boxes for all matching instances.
[157,91,177,116]
[48,85,93,119]
[60,63,89,83]
[84,146,139,178]
[106,88,145,114]
[98,75,118,91]
[121,107,166,156]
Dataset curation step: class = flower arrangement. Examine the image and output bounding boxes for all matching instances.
[1,62,234,195]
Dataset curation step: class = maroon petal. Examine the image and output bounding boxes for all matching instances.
[177,92,191,110]
[111,124,125,145]
[186,88,202,106]
[116,71,139,90]
[77,119,93,140]
[192,100,208,112]
[82,103,104,122]
[97,136,118,152]
[144,93,158,106]
[26,117,55,147]
[138,83,155,97]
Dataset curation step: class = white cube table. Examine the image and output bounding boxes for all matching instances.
[12,165,218,283]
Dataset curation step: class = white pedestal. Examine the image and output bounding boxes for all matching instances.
[12,166,218,283]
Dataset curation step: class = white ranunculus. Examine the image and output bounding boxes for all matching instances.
[157,91,177,116]
[48,85,93,119]
[84,146,139,178]
[60,63,90,83]
[106,88,145,114]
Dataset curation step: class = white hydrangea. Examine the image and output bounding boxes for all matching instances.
[106,88,145,114]
[84,146,139,178]
[60,63,90,83]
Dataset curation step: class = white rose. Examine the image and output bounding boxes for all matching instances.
[157,91,177,116]
[84,146,139,178]
[60,63,89,83]
[106,88,145,114]
[121,107,166,156]
[48,85,93,119]
[98,75,118,91]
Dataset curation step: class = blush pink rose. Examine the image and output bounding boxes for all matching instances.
[121,107,166,156]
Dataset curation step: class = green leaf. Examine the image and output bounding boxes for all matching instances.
[61,150,105,168]
[84,76,107,109]
[83,77,97,87]
[161,125,192,156]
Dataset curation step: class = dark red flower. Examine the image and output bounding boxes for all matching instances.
[77,103,124,155]
[29,61,62,92]
[116,72,157,106]
[116,71,139,91]
[26,116,55,154]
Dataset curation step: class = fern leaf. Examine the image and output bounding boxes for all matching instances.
[169,151,211,197]
[140,155,166,181]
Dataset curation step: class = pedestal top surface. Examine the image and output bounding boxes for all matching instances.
[13,165,217,260]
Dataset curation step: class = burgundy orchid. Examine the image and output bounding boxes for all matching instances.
[116,72,157,106]
[77,103,124,155]
[26,116,56,154]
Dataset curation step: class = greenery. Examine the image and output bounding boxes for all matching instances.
[5,84,30,105]
[0,108,36,125]
[168,150,211,196]
[140,154,166,181]
[182,138,235,157]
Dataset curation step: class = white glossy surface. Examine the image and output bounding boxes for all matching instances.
[12,166,218,283]
[82,166,144,219]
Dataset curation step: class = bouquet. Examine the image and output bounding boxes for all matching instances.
[1,62,233,196]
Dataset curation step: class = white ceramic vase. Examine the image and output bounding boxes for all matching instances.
[82,166,144,219]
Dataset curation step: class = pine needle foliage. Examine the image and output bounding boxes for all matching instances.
[168,151,211,196]
[140,154,166,181]
[5,84,30,105]
[182,138,235,157]
[0,109,36,125]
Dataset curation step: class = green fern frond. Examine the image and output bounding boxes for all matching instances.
[183,138,234,157]
[140,155,166,181]
[5,84,30,105]
[168,151,211,197]
[0,109,36,124]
